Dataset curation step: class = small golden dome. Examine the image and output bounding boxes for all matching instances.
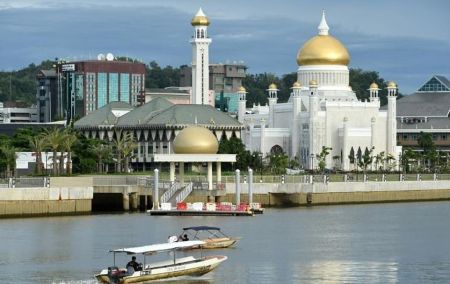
[387,81,397,88]
[292,81,301,88]
[238,86,246,93]
[297,35,350,66]
[369,82,379,89]
[309,80,318,87]
[173,126,218,154]
[191,8,210,26]
[268,83,277,90]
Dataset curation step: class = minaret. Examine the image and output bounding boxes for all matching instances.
[308,80,319,170]
[386,81,397,160]
[190,8,211,105]
[291,82,302,158]
[368,82,380,102]
[237,86,247,123]
[267,83,278,127]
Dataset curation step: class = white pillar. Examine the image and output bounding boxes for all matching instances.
[342,117,349,171]
[179,162,184,184]
[169,162,175,183]
[235,169,241,205]
[216,162,221,183]
[248,168,253,205]
[260,118,266,157]
[207,162,213,190]
[153,168,159,209]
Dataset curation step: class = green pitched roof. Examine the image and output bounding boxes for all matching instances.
[74,101,133,128]
[117,97,173,127]
[147,104,242,128]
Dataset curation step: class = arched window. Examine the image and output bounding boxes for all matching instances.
[201,29,205,38]
[197,30,200,38]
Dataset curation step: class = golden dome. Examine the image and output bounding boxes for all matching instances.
[369,82,379,89]
[238,86,246,93]
[297,35,350,66]
[191,8,210,26]
[292,81,301,88]
[173,126,218,154]
[309,80,318,87]
[268,83,277,90]
[387,81,397,88]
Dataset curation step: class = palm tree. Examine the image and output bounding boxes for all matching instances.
[113,133,137,173]
[0,145,17,178]
[374,151,386,172]
[61,131,78,175]
[92,143,112,173]
[45,128,64,176]
[29,135,47,175]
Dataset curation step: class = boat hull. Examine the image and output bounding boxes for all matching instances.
[201,238,237,249]
[95,255,226,284]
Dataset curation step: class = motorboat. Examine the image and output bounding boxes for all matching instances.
[180,226,239,249]
[95,240,227,284]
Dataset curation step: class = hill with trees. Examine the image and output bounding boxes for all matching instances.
[0,59,400,107]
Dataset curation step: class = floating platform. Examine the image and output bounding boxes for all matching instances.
[148,209,254,216]
[251,208,264,214]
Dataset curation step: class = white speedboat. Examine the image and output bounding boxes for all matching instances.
[95,240,227,284]
[180,226,239,249]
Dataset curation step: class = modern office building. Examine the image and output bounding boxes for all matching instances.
[58,58,145,122]
[180,63,247,95]
[0,102,38,123]
[36,69,59,122]
[397,75,450,151]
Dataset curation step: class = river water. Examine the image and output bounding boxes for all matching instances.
[1,201,450,283]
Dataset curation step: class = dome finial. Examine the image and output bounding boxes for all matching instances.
[318,10,329,36]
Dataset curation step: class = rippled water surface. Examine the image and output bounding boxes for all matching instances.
[1,202,450,283]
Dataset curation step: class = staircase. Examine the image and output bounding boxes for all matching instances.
[161,182,193,207]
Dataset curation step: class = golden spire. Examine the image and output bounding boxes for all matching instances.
[191,8,210,26]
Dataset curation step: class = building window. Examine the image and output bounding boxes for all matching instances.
[402,134,408,140]
[441,134,448,140]
[120,73,130,103]
[97,73,107,108]
[109,73,119,102]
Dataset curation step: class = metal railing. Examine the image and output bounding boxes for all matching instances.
[0,177,48,188]
[175,183,193,204]
[160,182,179,204]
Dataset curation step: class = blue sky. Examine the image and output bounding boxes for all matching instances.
[0,0,449,94]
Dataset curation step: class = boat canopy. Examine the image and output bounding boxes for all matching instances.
[110,240,205,255]
[183,226,221,231]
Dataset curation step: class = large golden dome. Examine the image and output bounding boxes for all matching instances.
[297,35,350,66]
[173,126,218,154]
[296,11,350,66]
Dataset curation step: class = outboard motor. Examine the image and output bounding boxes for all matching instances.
[107,266,121,284]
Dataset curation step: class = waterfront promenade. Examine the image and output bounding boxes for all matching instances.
[1,172,450,218]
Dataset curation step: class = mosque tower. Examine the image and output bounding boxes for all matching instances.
[296,11,351,91]
[190,8,211,105]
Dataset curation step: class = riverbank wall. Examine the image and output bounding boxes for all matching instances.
[211,180,450,206]
[0,177,93,218]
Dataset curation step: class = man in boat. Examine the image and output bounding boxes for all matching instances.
[126,256,142,273]
[180,234,189,241]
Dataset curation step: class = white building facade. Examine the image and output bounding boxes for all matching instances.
[238,12,401,171]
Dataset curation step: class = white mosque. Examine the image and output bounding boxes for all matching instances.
[189,9,400,171]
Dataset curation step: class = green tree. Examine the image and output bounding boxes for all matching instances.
[358,147,374,173]
[0,145,17,177]
[316,146,332,173]
[44,128,64,175]
[29,135,47,175]
[61,130,78,175]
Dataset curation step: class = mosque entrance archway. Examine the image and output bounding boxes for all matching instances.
[270,145,284,155]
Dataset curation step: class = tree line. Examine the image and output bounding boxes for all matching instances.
[0,59,401,107]
[0,127,138,177]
